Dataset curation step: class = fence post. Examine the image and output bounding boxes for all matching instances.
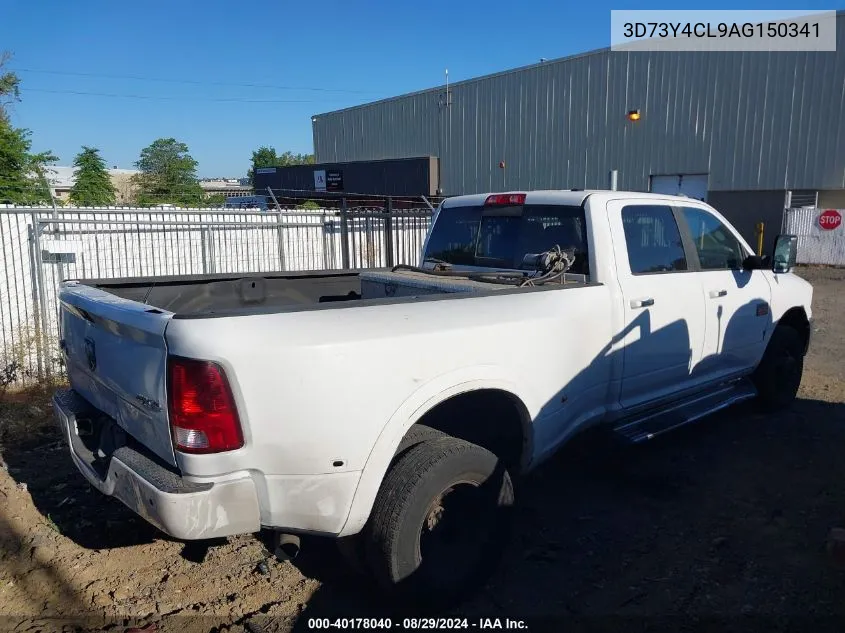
[208,227,216,274]
[31,219,51,379]
[340,198,350,270]
[275,211,287,271]
[321,212,329,269]
[384,197,395,268]
[27,221,44,379]
[201,226,209,274]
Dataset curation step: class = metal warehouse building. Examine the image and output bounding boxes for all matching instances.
[311,11,844,244]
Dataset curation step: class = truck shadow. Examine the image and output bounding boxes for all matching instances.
[282,298,845,626]
[1,428,163,550]
[282,396,845,628]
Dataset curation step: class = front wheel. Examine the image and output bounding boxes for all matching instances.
[753,325,805,412]
[364,437,514,609]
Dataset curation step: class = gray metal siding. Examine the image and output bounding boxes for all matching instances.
[314,13,845,195]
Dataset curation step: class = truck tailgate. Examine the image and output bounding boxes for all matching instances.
[59,282,176,466]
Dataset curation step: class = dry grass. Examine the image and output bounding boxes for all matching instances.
[0,380,65,449]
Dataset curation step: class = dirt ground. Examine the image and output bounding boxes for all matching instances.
[1,266,844,632]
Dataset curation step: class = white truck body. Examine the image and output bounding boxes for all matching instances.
[53,190,813,545]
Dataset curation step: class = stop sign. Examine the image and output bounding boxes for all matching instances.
[819,209,842,231]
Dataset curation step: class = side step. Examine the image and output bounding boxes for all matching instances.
[612,379,758,443]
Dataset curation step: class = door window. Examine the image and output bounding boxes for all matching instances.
[680,207,746,270]
[621,205,688,274]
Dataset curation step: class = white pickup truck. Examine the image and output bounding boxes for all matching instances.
[54,190,812,607]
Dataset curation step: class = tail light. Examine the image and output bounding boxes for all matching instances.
[167,356,243,454]
[485,193,526,206]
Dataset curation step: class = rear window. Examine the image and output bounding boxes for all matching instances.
[425,204,589,274]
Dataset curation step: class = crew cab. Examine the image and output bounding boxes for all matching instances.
[53,190,813,607]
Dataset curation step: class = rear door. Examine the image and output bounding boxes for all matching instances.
[607,200,707,410]
[59,282,176,466]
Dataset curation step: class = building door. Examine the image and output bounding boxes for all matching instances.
[650,174,709,201]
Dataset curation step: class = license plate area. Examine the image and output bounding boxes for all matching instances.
[55,389,125,481]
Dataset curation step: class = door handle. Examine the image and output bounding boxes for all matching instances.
[709,289,728,298]
[630,297,655,308]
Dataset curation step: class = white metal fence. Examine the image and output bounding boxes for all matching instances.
[0,205,433,384]
[782,207,845,266]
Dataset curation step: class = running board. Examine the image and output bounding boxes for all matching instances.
[612,380,758,443]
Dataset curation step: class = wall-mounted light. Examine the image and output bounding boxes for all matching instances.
[626,109,641,122]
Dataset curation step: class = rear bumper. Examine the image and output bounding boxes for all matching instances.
[53,389,261,540]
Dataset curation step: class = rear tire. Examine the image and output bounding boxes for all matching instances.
[336,425,448,576]
[393,424,446,460]
[364,437,514,609]
[753,325,805,412]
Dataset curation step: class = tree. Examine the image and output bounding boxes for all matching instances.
[203,193,227,207]
[133,138,204,207]
[0,52,57,204]
[0,51,20,124]
[247,146,315,185]
[69,147,115,206]
[0,123,56,204]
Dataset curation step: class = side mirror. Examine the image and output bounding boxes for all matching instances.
[772,234,798,273]
[742,254,770,270]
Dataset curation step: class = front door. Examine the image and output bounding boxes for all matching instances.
[677,205,773,379]
[607,201,707,410]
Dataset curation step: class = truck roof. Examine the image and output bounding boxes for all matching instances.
[441,190,700,208]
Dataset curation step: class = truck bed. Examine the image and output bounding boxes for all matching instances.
[77,268,590,318]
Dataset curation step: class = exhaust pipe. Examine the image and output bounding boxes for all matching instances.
[274,533,300,561]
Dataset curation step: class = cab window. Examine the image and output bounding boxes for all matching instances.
[621,205,688,274]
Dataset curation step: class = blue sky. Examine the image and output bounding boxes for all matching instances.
[1,0,836,177]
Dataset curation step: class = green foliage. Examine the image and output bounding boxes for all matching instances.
[69,146,115,206]
[0,120,57,204]
[298,200,321,210]
[0,51,21,124]
[133,138,205,207]
[248,146,315,184]
[203,193,227,207]
[0,51,57,204]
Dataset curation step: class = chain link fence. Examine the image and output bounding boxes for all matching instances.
[0,203,433,385]
[782,206,845,266]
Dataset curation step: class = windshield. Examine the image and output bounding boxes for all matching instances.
[425,203,589,274]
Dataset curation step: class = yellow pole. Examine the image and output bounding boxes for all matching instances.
[756,222,765,256]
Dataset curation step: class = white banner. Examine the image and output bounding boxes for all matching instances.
[611,10,837,52]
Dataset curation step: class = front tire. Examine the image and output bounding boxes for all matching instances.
[364,437,514,609]
[753,325,805,411]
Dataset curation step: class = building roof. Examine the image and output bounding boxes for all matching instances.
[45,166,76,188]
[315,10,845,119]
[45,166,142,189]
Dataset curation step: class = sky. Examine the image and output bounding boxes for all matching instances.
[1,0,837,178]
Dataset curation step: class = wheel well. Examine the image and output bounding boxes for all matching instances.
[409,389,530,473]
[777,307,810,354]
